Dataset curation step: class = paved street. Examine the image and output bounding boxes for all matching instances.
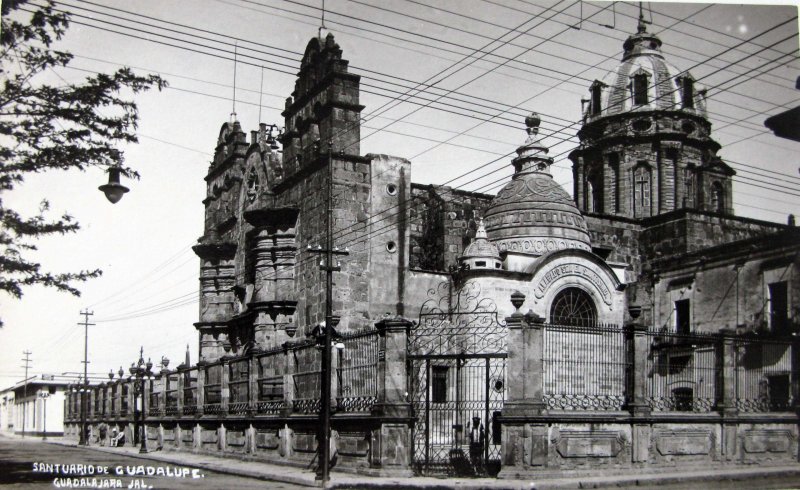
[0,438,304,489]
[1,436,800,489]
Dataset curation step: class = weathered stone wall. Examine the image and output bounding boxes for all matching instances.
[408,184,493,272]
[585,214,642,282]
[498,419,798,478]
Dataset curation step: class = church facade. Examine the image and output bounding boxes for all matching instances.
[65,18,799,478]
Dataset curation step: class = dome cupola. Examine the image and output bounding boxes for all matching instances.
[569,13,734,220]
[584,13,707,122]
[459,218,502,271]
[484,114,592,270]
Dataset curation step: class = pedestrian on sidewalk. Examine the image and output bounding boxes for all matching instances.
[110,427,118,447]
[98,423,108,446]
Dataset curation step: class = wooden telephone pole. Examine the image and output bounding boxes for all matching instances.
[78,309,94,445]
[309,141,348,482]
[20,350,32,437]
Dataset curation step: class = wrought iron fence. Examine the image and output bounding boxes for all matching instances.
[204,364,223,414]
[336,328,379,412]
[292,341,321,413]
[645,329,719,412]
[543,323,629,410]
[182,369,197,415]
[120,384,129,414]
[149,382,161,417]
[256,348,285,415]
[228,358,250,414]
[734,336,796,412]
[165,373,179,416]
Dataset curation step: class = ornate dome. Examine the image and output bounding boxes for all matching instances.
[584,14,707,122]
[460,219,502,270]
[484,114,592,257]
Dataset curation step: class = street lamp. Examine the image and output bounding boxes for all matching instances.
[129,347,154,454]
[38,391,50,440]
[98,166,129,204]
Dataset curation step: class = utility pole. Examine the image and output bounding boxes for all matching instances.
[309,140,348,483]
[20,350,32,438]
[78,309,94,445]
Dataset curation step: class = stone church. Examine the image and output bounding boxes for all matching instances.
[67,16,799,478]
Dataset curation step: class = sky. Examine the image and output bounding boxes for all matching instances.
[1,0,799,386]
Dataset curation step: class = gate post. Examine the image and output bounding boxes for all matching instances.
[373,316,413,473]
[625,316,651,463]
[716,327,739,460]
[499,291,547,478]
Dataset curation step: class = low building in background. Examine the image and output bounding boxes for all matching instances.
[0,376,70,438]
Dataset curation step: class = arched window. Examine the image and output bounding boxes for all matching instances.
[711,181,725,213]
[586,171,603,213]
[633,164,651,218]
[550,287,597,327]
[590,81,604,115]
[608,153,621,213]
[683,168,695,208]
[681,77,695,109]
[632,72,649,106]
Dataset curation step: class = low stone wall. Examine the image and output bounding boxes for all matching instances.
[499,415,799,478]
[65,414,413,477]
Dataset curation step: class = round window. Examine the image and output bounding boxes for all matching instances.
[386,183,397,196]
[386,241,397,253]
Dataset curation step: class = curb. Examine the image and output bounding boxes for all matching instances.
[28,438,800,489]
[44,439,321,488]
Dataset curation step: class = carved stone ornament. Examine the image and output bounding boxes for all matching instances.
[246,167,260,203]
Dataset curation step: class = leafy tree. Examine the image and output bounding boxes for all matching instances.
[0,0,166,324]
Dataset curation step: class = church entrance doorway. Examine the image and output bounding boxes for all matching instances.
[409,353,506,476]
[409,282,507,477]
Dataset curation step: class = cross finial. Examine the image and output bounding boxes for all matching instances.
[637,2,647,33]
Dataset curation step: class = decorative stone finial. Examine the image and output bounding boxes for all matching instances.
[525,112,541,137]
[475,217,487,239]
[510,291,526,312]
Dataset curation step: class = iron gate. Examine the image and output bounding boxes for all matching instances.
[409,281,507,476]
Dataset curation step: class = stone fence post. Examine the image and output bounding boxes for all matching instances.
[793,337,800,414]
[282,343,294,416]
[499,291,547,476]
[625,322,650,415]
[374,316,412,415]
[717,327,738,461]
[158,375,167,415]
[196,363,206,416]
[176,368,185,414]
[249,352,259,415]
[373,316,413,470]
[716,328,738,416]
[625,321,651,463]
[221,359,230,415]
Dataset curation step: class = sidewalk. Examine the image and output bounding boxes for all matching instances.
[38,436,800,489]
